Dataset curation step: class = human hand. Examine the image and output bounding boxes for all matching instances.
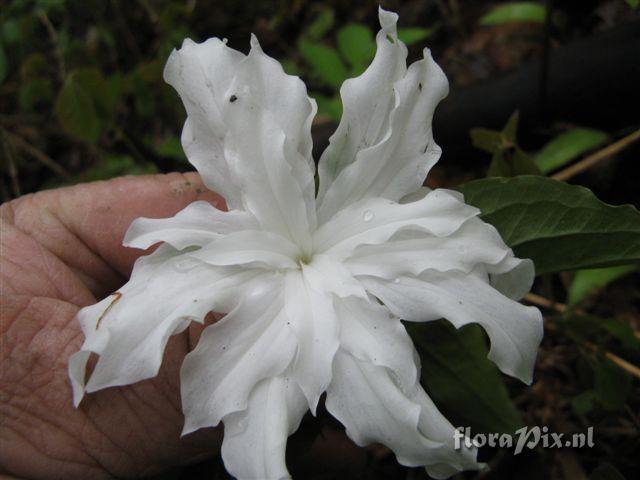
[0,173,373,480]
[0,173,225,479]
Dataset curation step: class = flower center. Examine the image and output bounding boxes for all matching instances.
[296,253,313,267]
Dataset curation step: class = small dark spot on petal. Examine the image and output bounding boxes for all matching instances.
[418,83,422,91]
[229,95,238,103]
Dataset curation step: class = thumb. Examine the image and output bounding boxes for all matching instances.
[0,172,224,299]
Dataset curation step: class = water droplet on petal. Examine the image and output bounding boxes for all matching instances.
[363,210,374,222]
[393,278,401,284]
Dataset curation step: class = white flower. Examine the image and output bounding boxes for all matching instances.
[69,8,543,480]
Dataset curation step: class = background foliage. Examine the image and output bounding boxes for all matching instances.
[1,1,639,479]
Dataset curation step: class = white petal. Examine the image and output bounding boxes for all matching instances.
[164,36,317,238]
[346,217,513,279]
[361,272,543,384]
[313,189,478,259]
[188,230,300,270]
[326,350,479,476]
[223,42,315,250]
[164,38,245,208]
[317,8,449,223]
[335,297,417,391]
[123,201,259,250]
[221,376,307,480]
[284,270,339,413]
[181,286,298,434]
[69,245,266,405]
[488,255,535,301]
[317,9,406,214]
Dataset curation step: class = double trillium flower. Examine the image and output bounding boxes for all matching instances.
[69,8,543,479]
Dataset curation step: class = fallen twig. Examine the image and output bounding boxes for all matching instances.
[552,128,640,182]
[524,292,640,380]
[35,8,66,84]
[584,342,640,381]
[1,131,21,197]
[2,128,71,180]
[524,292,567,313]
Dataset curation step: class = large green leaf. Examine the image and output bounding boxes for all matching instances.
[535,128,609,174]
[479,2,547,25]
[55,72,102,143]
[408,321,524,435]
[298,39,348,88]
[457,176,640,274]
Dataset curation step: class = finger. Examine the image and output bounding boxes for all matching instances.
[0,172,224,299]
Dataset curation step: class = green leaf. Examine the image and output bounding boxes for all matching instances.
[154,136,187,163]
[594,356,631,411]
[20,52,48,80]
[55,72,102,143]
[298,39,348,88]
[602,319,640,351]
[457,176,640,274]
[281,59,301,76]
[470,128,503,153]
[502,110,520,141]
[479,2,547,25]
[1,19,21,44]
[314,93,342,122]
[625,0,639,9]
[535,128,609,174]
[408,321,524,435]
[306,8,335,40]
[72,68,120,121]
[18,78,53,110]
[472,112,540,176]
[397,26,436,45]
[568,265,636,304]
[337,24,375,73]
[487,147,542,177]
